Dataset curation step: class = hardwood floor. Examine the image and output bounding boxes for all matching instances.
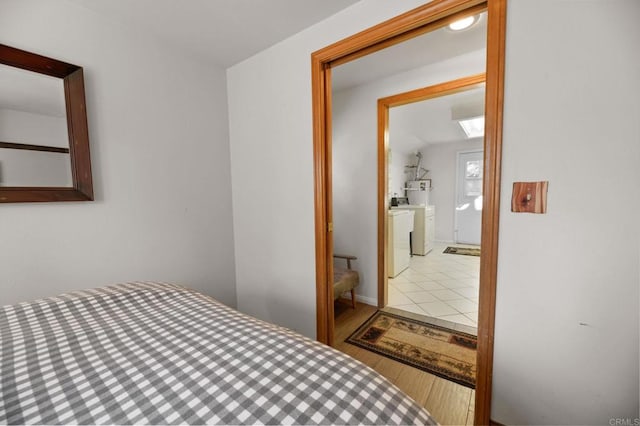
[334,301,475,425]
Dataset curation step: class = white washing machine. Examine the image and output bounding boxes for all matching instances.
[387,210,414,278]
[391,205,435,255]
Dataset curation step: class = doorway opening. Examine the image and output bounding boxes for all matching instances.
[379,76,486,334]
[311,1,506,424]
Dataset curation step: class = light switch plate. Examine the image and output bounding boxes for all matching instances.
[511,181,548,213]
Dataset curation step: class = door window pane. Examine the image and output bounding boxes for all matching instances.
[466,160,482,178]
[464,179,482,196]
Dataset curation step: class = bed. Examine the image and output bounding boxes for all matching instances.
[0,282,435,425]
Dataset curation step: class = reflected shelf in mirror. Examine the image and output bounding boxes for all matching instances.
[0,143,72,188]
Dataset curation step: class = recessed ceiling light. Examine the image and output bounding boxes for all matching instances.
[458,116,485,138]
[448,15,479,31]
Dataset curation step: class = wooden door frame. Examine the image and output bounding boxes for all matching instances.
[311,1,506,424]
[377,73,486,308]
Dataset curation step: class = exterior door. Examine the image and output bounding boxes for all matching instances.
[455,150,483,245]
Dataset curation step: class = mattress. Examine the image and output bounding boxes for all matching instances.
[0,282,436,425]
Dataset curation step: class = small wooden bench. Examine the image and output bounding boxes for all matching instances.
[333,254,359,309]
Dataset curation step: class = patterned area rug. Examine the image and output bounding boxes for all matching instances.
[346,311,476,388]
[443,246,481,257]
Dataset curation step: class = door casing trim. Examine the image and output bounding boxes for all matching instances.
[311,1,506,424]
[377,73,486,308]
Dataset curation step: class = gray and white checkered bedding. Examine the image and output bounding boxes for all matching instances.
[0,282,436,425]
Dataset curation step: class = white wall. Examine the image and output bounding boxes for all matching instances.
[421,139,483,242]
[492,1,639,424]
[0,149,71,187]
[0,108,68,148]
[388,148,413,199]
[330,52,485,304]
[227,0,432,337]
[229,0,639,422]
[0,0,237,307]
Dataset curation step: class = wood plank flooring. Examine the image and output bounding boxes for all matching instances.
[334,301,475,425]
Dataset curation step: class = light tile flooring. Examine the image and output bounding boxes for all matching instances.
[388,242,480,330]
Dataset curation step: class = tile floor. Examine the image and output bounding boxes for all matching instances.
[388,242,480,329]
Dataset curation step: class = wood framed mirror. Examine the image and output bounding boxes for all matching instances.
[0,44,93,203]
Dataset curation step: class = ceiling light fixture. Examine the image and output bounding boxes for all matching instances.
[457,116,485,138]
[448,15,479,31]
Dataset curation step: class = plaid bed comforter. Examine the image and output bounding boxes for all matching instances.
[0,282,435,425]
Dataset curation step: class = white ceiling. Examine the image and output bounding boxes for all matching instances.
[67,2,486,92]
[0,1,487,151]
[389,86,486,153]
[331,11,487,152]
[70,0,359,67]
[332,12,487,92]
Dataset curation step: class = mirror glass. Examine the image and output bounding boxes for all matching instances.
[0,63,72,187]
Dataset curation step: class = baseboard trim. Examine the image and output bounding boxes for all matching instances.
[355,294,377,306]
[337,293,377,307]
